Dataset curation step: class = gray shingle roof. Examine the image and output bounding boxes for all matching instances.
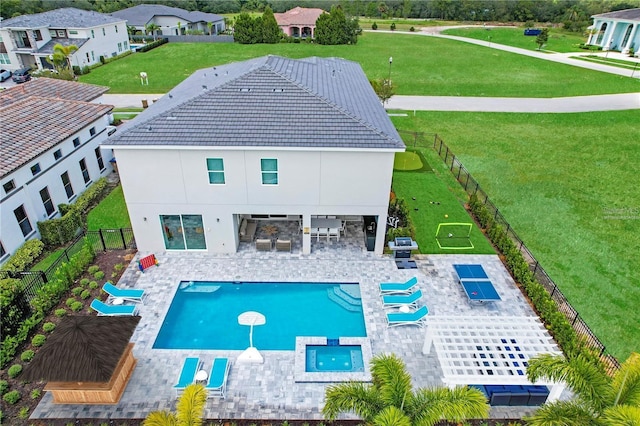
[107,56,404,151]
[36,37,90,54]
[1,97,113,177]
[0,8,124,29]
[592,8,640,21]
[110,4,224,27]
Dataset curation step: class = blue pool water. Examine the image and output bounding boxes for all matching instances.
[153,281,366,350]
[305,345,364,372]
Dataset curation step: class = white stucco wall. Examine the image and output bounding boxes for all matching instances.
[112,147,396,255]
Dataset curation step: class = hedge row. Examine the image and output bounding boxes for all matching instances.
[37,178,108,247]
[1,240,44,274]
[137,38,168,52]
[468,194,579,354]
[0,240,95,368]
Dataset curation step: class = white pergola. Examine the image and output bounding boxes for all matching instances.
[423,315,565,401]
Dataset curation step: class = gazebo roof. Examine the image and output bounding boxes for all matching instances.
[23,316,140,383]
[423,315,562,386]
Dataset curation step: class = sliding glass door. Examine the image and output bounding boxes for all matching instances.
[160,214,206,250]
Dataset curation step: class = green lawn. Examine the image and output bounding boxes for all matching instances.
[79,32,639,96]
[392,149,495,255]
[442,26,588,53]
[31,249,64,272]
[391,110,639,360]
[86,185,131,230]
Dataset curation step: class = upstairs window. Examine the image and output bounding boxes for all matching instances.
[61,171,74,200]
[91,29,95,38]
[3,180,16,194]
[206,158,225,184]
[40,187,55,216]
[95,147,105,171]
[30,163,41,176]
[102,28,106,36]
[79,158,90,184]
[261,159,278,185]
[54,149,62,160]
[73,137,80,147]
[14,205,33,237]
[89,127,96,136]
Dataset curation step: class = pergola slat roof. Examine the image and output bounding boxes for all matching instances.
[23,316,140,383]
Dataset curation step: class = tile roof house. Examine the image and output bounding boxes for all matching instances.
[104,55,404,256]
[110,4,225,36]
[274,7,325,38]
[587,8,640,54]
[0,8,128,72]
[0,80,114,264]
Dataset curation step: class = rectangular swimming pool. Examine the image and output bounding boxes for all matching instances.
[153,281,366,350]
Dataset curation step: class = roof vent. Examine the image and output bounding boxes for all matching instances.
[167,116,176,120]
[239,88,251,92]
[168,93,173,99]
[147,125,152,132]
[272,89,284,92]
[202,85,208,90]
[215,73,218,77]
[332,70,336,77]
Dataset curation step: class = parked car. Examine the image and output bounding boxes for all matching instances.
[12,67,31,84]
[0,69,11,82]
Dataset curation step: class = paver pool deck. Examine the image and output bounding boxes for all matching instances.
[31,238,546,421]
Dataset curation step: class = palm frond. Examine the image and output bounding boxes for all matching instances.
[175,383,207,426]
[611,353,640,408]
[527,353,610,411]
[322,381,384,421]
[372,406,413,426]
[370,354,413,409]
[524,400,599,426]
[142,410,177,426]
[602,405,640,425]
[410,386,489,426]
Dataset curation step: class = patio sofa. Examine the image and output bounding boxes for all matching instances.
[239,218,257,242]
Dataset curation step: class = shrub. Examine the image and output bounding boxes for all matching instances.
[7,364,22,378]
[20,350,35,362]
[89,281,99,289]
[37,208,82,247]
[0,380,8,395]
[30,389,41,399]
[114,263,124,272]
[88,265,100,274]
[31,334,46,347]
[70,301,84,312]
[2,239,44,273]
[80,278,90,286]
[410,26,415,32]
[18,406,30,418]
[372,22,378,30]
[94,270,105,280]
[0,277,30,342]
[80,289,91,299]
[55,308,67,317]
[3,390,20,404]
[66,297,76,307]
[390,22,396,31]
[137,38,168,52]
[72,286,83,296]
[43,322,56,333]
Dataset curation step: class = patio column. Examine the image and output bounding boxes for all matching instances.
[604,21,618,50]
[302,214,311,255]
[374,211,388,255]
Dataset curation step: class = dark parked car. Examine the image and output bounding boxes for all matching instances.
[12,67,31,84]
[0,69,11,82]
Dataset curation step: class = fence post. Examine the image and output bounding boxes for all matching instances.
[99,229,107,252]
[40,270,48,284]
[119,228,126,249]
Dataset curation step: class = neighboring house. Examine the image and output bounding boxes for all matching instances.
[587,8,640,54]
[0,8,128,72]
[111,4,225,36]
[103,56,404,256]
[0,79,114,265]
[274,7,325,38]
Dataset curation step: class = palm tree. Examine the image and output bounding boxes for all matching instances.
[143,383,207,426]
[145,23,161,41]
[322,354,489,425]
[52,43,78,71]
[526,352,640,426]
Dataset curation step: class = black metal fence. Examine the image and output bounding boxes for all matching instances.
[399,130,620,373]
[0,228,135,302]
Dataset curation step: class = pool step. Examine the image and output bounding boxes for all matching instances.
[179,282,221,293]
[327,287,362,312]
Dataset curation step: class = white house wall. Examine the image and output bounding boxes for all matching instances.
[113,148,394,255]
[0,116,114,263]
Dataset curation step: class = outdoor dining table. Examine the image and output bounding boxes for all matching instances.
[310,218,342,228]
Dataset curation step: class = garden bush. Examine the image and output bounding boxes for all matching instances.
[88,265,100,274]
[89,280,99,289]
[31,334,46,347]
[66,297,76,307]
[0,277,31,343]
[94,270,105,280]
[20,350,34,362]
[72,286,83,296]
[37,208,82,247]
[18,406,29,418]
[0,380,8,395]
[7,364,22,378]
[372,22,378,30]
[2,390,20,404]
[43,322,56,333]
[80,289,91,299]
[70,301,84,312]
[137,38,168,52]
[55,308,67,317]
[30,389,41,399]
[1,239,44,273]
[80,278,90,286]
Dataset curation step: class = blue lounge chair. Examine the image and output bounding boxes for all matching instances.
[382,289,423,308]
[90,299,137,316]
[205,358,231,398]
[103,282,146,303]
[386,305,429,327]
[174,357,201,396]
[379,276,418,294]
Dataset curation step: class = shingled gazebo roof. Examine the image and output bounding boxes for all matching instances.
[23,316,140,383]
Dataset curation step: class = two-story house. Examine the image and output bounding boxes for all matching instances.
[110,4,225,36]
[104,56,404,256]
[0,79,114,264]
[0,8,128,72]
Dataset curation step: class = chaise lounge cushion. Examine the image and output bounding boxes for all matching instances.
[239,219,257,242]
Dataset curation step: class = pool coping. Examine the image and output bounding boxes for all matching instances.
[294,336,373,383]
